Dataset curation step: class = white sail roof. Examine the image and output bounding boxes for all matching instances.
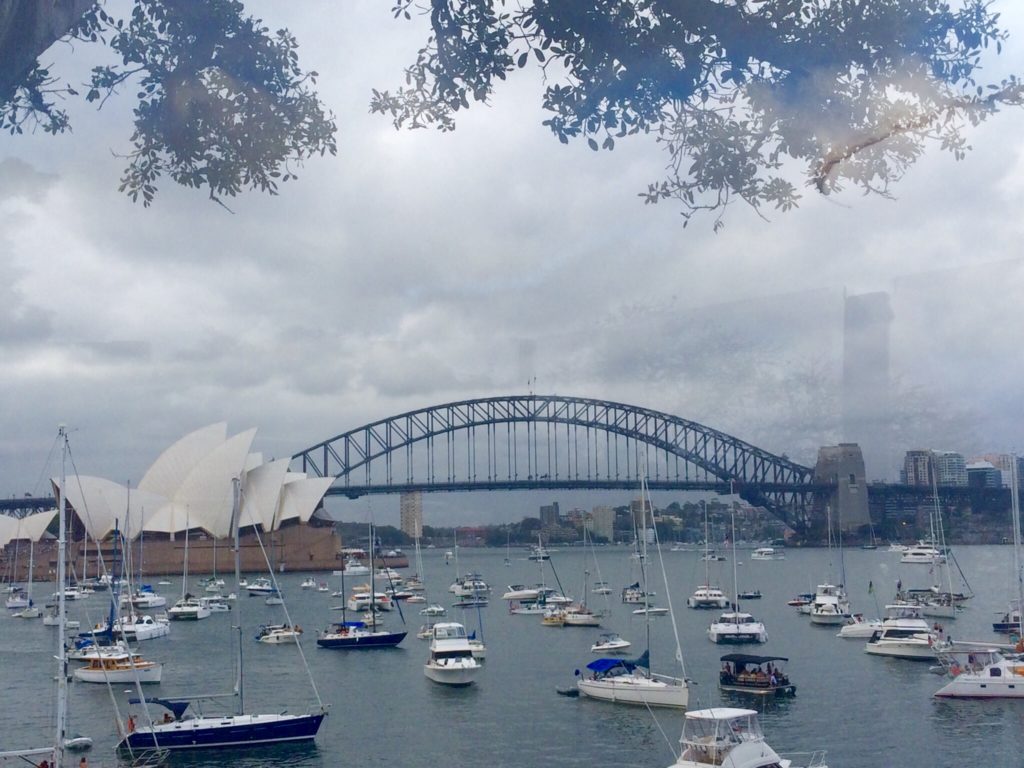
[53,475,165,540]
[48,424,330,541]
[0,510,58,546]
[138,422,228,500]
[277,475,334,529]
[240,458,290,530]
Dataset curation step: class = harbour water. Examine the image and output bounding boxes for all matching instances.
[4,544,1024,767]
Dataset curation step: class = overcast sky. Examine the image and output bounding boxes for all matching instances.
[2,2,1023,525]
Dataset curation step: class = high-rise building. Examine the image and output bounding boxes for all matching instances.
[630,497,652,530]
[589,506,615,542]
[399,492,422,538]
[932,451,967,486]
[540,502,560,527]
[902,450,932,486]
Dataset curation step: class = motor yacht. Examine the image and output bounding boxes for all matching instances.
[836,613,883,639]
[900,542,945,565]
[808,584,851,626]
[864,604,942,660]
[423,622,481,686]
[666,708,827,768]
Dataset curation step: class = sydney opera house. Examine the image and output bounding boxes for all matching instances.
[1,424,343,580]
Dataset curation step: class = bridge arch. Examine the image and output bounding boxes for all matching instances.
[292,395,818,527]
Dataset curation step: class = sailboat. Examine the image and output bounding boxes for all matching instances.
[576,475,688,708]
[167,509,211,621]
[11,537,41,619]
[687,500,729,610]
[707,509,767,644]
[317,522,407,649]
[118,478,327,751]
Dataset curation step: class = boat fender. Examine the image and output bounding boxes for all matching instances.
[573,669,580,677]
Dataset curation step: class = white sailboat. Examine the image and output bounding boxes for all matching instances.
[576,474,688,708]
[118,478,326,751]
[708,509,767,644]
[688,500,729,610]
[11,538,41,619]
[167,510,211,621]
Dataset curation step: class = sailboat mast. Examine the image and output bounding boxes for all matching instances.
[641,476,651,668]
[55,426,68,768]
[231,479,244,715]
[1011,457,1023,638]
[731,510,739,620]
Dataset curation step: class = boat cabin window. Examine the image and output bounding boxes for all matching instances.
[991,667,1002,677]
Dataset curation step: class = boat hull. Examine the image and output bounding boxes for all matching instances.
[118,712,326,750]
[423,661,480,686]
[577,674,688,708]
[74,665,162,684]
[864,642,937,660]
[316,630,406,649]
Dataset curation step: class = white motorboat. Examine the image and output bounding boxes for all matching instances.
[256,623,303,644]
[900,542,946,565]
[808,583,851,625]
[73,651,162,684]
[667,707,828,768]
[836,613,883,639]
[708,612,768,644]
[591,632,631,653]
[632,604,669,616]
[750,547,785,561]
[300,577,317,589]
[110,612,171,641]
[246,576,276,595]
[423,622,481,686]
[888,542,910,553]
[864,604,942,660]
[501,583,543,600]
[448,573,490,597]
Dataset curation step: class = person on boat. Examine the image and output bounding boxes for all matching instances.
[770,672,778,687]
[38,760,49,768]
[127,714,136,733]
[79,757,88,768]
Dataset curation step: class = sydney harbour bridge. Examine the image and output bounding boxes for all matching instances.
[291,395,832,532]
[5,394,999,536]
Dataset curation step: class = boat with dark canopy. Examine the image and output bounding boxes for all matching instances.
[718,654,796,696]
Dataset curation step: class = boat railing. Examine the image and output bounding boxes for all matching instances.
[779,750,828,767]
